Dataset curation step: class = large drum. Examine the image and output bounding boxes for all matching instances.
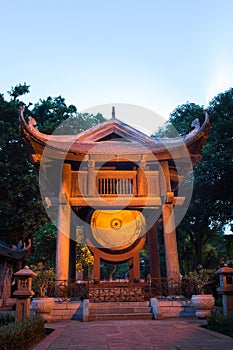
[90,210,146,250]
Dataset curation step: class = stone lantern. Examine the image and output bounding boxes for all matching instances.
[216,263,233,315]
[13,266,37,320]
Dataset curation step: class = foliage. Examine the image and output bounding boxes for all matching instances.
[0,84,105,246]
[152,90,233,272]
[30,96,105,134]
[99,262,129,280]
[0,87,49,243]
[0,315,45,350]
[31,96,77,134]
[152,102,204,138]
[26,223,56,296]
[56,112,105,135]
[184,267,217,294]
[165,102,205,136]
[30,263,55,297]
[207,311,233,337]
[0,314,15,326]
[27,222,57,268]
[7,83,30,102]
[140,247,151,278]
[76,227,94,272]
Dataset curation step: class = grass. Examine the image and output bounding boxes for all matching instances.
[207,310,233,338]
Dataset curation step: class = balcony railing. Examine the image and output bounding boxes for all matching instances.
[97,170,137,195]
[71,169,159,198]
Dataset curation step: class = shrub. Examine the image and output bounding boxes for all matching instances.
[30,263,55,297]
[0,315,45,350]
[183,268,217,295]
[0,314,15,326]
[207,311,233,337]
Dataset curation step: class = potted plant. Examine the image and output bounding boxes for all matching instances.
[30,263,55,320]
[184,267,215,318]
[76,262,84,280]
[76,242,94,280]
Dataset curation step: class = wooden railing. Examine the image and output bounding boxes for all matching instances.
[44,278,201,301]
[97,170,137,195]
[71,170,159,198]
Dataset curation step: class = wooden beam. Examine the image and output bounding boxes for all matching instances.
[87,236,146,263]
[159,160,171,196]
[46,195,185,207]
[69,196,162,207]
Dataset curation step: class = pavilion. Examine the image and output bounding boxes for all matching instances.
[19,107,210,292]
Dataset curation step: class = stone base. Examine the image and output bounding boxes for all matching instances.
[30,298,198,322]
[157,298,195,318]
[30,299,82,321]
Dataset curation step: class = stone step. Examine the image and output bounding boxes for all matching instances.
[89,301,149,309]
[88,301,153,321]
[89,312,153,321]
[90,307,151,314]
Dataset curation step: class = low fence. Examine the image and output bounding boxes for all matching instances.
[43,278,201,302]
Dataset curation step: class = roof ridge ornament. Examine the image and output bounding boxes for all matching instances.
[191,118,200,131]
[112,106,115,119]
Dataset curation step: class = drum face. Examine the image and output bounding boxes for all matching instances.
[91,210,145,250]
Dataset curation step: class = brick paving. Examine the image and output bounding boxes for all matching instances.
[33,319,233,350]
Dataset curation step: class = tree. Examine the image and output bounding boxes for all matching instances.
[152,102,204,138]
[152,90,233,273]
[0,88,48,244]
[30,97,105,135]
[27,222,57,268]
[7,83,30,102]
[31,96,77,134]
[0,84,105,247]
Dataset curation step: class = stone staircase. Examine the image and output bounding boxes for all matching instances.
[86,301,154,321]
[83,298,195,321]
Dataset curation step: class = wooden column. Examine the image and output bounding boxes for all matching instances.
[148,223,161,279]
[128,255,140,281]
[162,200,180,283]
[159,160,171,198]
[93,253,100,282]
[69,220,77,282]
[133,254,140,281]
[137,157,147,196]
[128,258,134,281]
[56,163,71,295]
[159,161,180,284]
[88,159,95,196]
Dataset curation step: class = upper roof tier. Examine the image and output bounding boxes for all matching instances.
[19,107,210,164]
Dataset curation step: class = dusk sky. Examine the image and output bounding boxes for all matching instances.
[1,0,233,134]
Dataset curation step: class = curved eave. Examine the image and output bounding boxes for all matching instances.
[19,108,210,163]
[0,241,31,260]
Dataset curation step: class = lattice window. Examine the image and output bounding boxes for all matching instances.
[98,178,134,195]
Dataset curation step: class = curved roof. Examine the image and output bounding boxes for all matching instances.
[0,239,31,260]
[19,107,210,165]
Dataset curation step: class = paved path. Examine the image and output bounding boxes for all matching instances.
[33,319,233,350]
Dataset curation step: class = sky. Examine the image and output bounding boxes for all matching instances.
[1,0,233,134]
